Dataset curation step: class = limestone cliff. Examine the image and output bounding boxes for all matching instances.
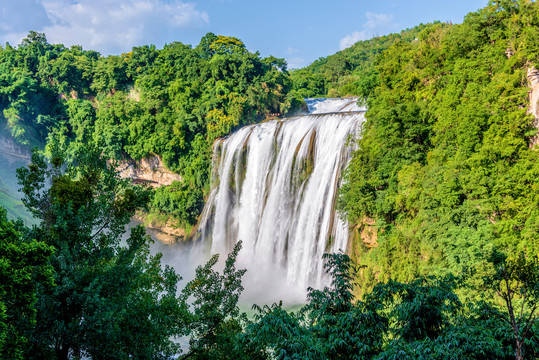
[0,137,31,162]
[117,156,186,244]
[131,215,186,244]
[347,217,379,255]
[116,155,182,187]
[527,66,539,147]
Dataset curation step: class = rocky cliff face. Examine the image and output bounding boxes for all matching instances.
[527,66,539,147]
[347,217,379,255]
[117,156,186,243]
[116,155,182,187]
[0,137,31,162]
[131,215,186,244]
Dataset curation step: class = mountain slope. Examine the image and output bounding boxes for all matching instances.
[338,0,539,288]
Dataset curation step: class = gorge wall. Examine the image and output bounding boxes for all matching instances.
[116,155,182,187]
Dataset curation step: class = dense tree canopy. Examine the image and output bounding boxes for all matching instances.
[338,0,539,293]
[0,208,53,359]
[0,31,295,228]
[16,146,187,359]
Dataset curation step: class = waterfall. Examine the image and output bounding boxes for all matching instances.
[196,98,365,300]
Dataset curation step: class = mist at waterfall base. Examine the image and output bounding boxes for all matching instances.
[182,98,366,306]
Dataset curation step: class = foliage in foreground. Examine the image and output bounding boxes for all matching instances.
[180,241,264,360]
[16,147,187,359]
[1,157,538,360]
[0,208,53,359]
[241,253,525,360]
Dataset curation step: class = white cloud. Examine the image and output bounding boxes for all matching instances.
[339,12,396,50]
[1,0,209,54]
[364,12,394,29]
[287,57,306,70]
[339,30,369,50]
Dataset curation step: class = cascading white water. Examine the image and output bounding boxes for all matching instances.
[196,98,364,301]
[306,97,365,114]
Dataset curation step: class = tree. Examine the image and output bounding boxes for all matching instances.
[0,208,53,359]
[208,36,246,56]
[369,275,462,342]
[196,33,219,58]
[243,253,386,360]
[20,31,48,47]
[483,253,539,360]
[17,146,187,359]
[304,253,386,359]
[241,302,320,360]
[18,31,50,74]
[180,241,257,360]
[369,275,502,359]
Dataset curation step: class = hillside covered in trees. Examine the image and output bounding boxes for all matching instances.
[288,23,431,99]
[336,0,539,293]
[0,31,297,228]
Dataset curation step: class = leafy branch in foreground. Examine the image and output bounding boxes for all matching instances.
[180,241,259,360]
[0,208,53,360]
[17,146,188,360]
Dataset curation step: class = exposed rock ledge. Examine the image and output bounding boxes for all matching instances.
[0,136,31,162]
[131,215,186,244]
[116,155,181,187]
[527,66,539,147]
[347,217,379,260]
[117,156,186,244]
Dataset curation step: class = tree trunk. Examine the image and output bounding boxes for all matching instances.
[515,339,522,360]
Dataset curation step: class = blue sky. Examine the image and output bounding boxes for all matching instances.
[1,0,488,69]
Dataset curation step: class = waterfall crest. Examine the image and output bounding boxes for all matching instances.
[196,98,364,299]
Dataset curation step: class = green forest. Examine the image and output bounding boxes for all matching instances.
[1,0,539,358]
[1,146,538,359]
[0,30,298,228]
[338,0,539,291]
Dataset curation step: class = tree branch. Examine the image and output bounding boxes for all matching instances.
[486,308,512,326]
[517,287,527,330]
[522,303,538,339]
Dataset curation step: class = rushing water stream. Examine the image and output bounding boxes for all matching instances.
[195,98,365,301]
